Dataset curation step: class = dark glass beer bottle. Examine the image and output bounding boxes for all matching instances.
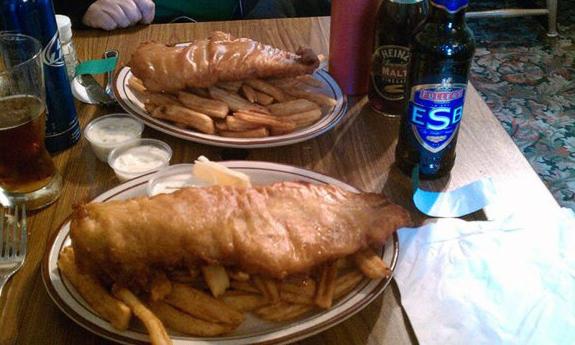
[368,0,428,116]
[395,0,475,178]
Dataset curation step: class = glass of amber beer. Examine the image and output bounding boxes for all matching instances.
[0,33,61,209]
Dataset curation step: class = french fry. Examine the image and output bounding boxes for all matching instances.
[164,283,244,325]
[280,291,314,305]
[151,105,215,134]
[149,272,172,301]
[234,111,296,132]
[280,87,337,107]
[188,266,200,279]
[314,261,338,309]
[254,302,312,322]
[352,248,391,279]
[188,87,211,98]
[334,270,364,299]
[217,81,243,92]
[214,119,228,131]
[336,256,354,271]
[230,280,260,293]
[177,91,229,119]
[201,264,230,298]
[253,275,280,303]
[167,269,200,284]
[266,77,299,89]
[128,76,146,93]
[145,103,159,114]
[270,127,296,136]
[219,291,268,312]
[255,90,274,105]
[225,116,262,131]
[228,268,250,282]
[296,74,324,88]
[281,276,316,297]
[240,84,257,103]
[281,109,322,128]
[150,105,166,118]
[219,127,269,138]
[112,285,172,345]
[208,86,268,113]
[57,247,132,331]
[267,99,319,116]
[237,107,270,115]
[144,92,181,107]
[245,79,288,102]
[148,301,235,336]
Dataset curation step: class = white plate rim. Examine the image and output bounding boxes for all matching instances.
[42,161,399,345]
[113,65,348,148]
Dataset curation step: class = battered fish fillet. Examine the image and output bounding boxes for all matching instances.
[128,31,320,93]
[70,182,410,290]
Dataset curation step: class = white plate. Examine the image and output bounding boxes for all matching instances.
[113,64,348,148]
[42,162,398,345]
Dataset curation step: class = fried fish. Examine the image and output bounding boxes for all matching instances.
[70,181,410,290]
[128,31,319,93]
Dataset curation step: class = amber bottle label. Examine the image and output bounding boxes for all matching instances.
[371,45,410,101]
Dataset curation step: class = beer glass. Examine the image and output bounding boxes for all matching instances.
[0,33,62,209]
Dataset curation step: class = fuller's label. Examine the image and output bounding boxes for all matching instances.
[408,78,466,153]
[430,0,468,13]
[371,45,410,101]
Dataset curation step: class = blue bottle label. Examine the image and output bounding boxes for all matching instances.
[408,79,467,153]
[430,0,468,13]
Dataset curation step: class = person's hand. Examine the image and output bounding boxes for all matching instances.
[82,0,155,31]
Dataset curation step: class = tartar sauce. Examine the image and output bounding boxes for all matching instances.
[87,117,142,144]
[85,115,143,161]
[110,145,171,181]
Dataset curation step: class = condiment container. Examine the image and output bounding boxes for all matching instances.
[146,164,210,196]
[108,138,172,182]
[55,14,77,81]
[84,113,144,161]
[329,0,379,95]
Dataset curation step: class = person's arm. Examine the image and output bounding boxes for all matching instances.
[53,0,96,27]
[55,0,154,31]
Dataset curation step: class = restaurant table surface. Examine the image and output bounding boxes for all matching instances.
[0,17,560,345]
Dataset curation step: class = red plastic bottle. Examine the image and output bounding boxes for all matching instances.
[329,0,379,96]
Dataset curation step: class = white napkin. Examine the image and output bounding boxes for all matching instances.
[394,208,575,345]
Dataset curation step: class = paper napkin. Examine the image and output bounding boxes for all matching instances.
[394,208,575,345]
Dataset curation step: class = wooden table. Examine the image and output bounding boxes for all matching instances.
[0,17,559,345]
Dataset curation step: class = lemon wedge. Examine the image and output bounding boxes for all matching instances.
[192,156,251,187]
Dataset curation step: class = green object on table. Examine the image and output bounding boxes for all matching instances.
[75,56,118,76]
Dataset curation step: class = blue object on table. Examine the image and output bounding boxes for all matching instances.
[411,165,498,217]
[0,0,81,153]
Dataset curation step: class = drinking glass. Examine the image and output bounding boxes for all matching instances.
[0,33,62,209]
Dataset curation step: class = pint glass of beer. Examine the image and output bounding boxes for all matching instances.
[0,33,61,209]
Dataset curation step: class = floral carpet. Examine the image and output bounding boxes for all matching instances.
[467,0,575,210]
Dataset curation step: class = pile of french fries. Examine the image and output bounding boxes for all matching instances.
[58,245,390,345]
[56,161,391,345]
[128,74,337,139]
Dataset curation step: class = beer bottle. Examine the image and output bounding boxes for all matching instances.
[395,0,475,178]
[368,0,428,116]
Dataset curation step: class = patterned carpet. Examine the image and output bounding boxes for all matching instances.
[467,0,575,210]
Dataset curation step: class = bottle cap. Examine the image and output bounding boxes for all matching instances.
[55,14,72,43]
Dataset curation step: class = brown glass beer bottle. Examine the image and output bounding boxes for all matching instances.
[368,0,428,116]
